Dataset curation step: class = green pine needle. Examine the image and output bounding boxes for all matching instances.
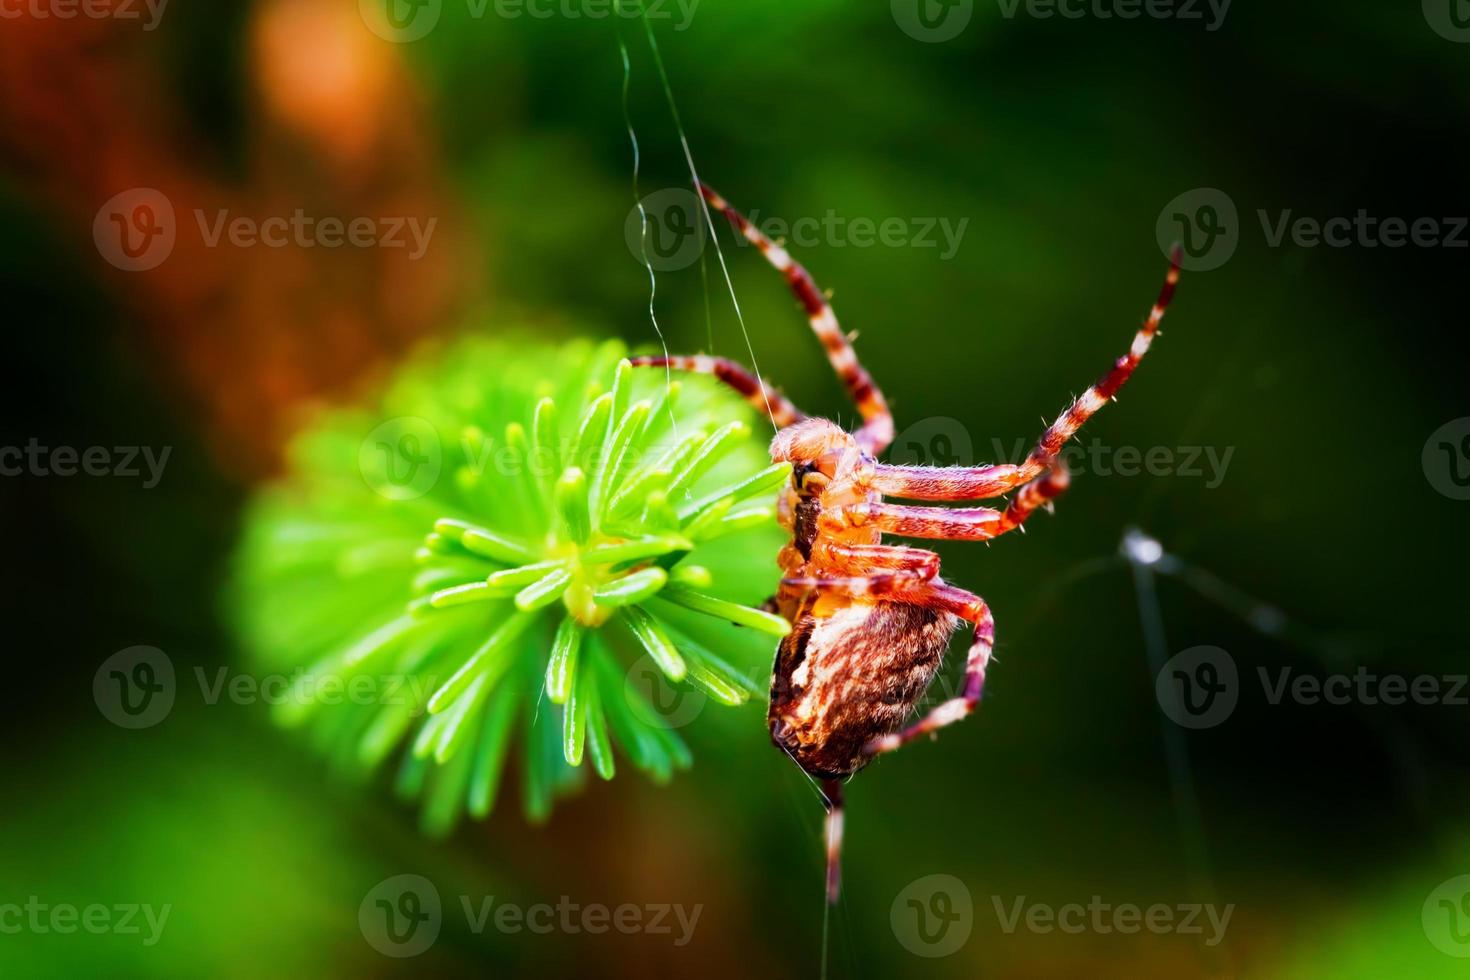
[230,336,788,836]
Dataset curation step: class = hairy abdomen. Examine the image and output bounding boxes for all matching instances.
[769,599,959,778]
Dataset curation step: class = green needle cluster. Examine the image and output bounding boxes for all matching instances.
[231,336,789,834]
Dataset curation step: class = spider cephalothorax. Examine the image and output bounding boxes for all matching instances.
[633,182,1182,901]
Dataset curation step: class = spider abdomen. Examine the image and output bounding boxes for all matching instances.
[769,598,959,778]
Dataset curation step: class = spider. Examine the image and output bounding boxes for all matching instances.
[633,181,1182,903]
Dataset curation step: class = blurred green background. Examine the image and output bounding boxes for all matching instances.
[3,1,1469,976]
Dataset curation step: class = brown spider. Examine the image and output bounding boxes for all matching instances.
[633,182,1182,902]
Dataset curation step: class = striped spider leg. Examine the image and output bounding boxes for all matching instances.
[867,246,1182,502]
[632,180,893,454]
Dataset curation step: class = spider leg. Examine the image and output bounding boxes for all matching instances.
[777,543,941,642]
[811,539,943,575]
[820,778,844,905]
[869,248,1182,500]
[777,534,958,605]
[697,182,895,455]
[845,460,1070,540]
[779,566,935,602]
[627,354,805,427]
[864,582,995,757]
